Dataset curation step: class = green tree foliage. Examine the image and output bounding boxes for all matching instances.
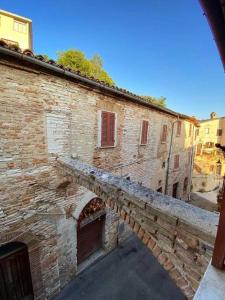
[141,95,166,107]
[57,49,115,86]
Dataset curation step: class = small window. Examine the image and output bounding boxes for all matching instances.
[183,177,188,192]
[140,120,149,145]
[13,20,27,33]
[176,121,182,136]
[174,154,180,170]
[161,125,168,143]
[205,128,210,134]
[217,129,223,136]
[195,128,199,140]
[189,124,192,137]
[100,111,116,147]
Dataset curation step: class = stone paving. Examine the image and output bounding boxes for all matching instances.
[54,234,185,300]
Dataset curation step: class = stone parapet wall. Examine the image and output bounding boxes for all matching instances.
[58,158,218,299]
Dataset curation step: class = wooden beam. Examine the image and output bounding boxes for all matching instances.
[212,178,225,269]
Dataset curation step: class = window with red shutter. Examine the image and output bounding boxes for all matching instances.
[161,125,167,142]
[140,120,149,145]
[189,124,192,137]
[195,128,199,140]
[101,111,116,147]
[174,154,180,170]
[176,121,181,136]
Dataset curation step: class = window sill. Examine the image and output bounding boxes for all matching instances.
[98,145,116,149]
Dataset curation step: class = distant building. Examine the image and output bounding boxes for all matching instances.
[193,113,225,192]
[0,9,32,50]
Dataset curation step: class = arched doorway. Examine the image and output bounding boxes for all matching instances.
[77,198,105,265]
[0,242,34,300]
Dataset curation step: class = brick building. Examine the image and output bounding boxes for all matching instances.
[0,44,199,299]
[193,112,225,192]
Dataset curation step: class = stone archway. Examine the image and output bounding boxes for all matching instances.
[77,197,105,265]
[71,189,121,271]
[72,191,98,221]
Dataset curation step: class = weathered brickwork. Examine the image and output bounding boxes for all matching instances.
[0,51,201,300]
[58,158,218,299]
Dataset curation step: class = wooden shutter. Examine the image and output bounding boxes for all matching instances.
[217,129,222,136]
[177,121,181,136]
[189,124,192,137]
[101,111,115,147]
[174,154,179,169]
[196,143,202,155]
[141,120,148,145]
[161,125,167,142]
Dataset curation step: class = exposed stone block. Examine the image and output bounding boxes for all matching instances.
[147,238,156,251]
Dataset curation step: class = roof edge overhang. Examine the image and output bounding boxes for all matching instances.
[199,0,225,70]
[0,9,32,23]
[0,46,198,124]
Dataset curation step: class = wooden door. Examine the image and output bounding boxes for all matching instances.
[77,215,105,265]
[0,242,34,300]
[172,182,179,198]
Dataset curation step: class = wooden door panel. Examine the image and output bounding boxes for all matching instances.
[77,216,105,265]
[0,244,33,300]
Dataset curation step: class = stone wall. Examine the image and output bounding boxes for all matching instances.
[58,158,218,299]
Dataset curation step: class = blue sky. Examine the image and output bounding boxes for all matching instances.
[1,0,224,119]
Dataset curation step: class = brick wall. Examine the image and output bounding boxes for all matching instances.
[0,57,198,299]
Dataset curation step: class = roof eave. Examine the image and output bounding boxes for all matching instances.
[199,0,225,71]
[0,46,196,123]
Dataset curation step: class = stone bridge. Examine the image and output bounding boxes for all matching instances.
[58,158,218,299]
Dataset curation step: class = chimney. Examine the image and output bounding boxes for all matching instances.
[210,112,217,119]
